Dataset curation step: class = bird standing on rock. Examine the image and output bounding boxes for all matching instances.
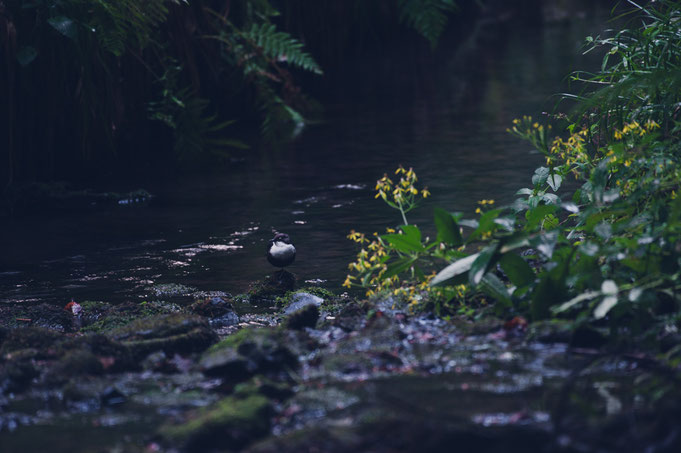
[267,233,296,271]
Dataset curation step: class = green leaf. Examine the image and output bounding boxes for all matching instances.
[47,16,78,41]
[532,167,549,186]
[16,46,37,66]
[479,273,512,307]
[469,243,500,286]
[382,231,424,253]
[547,173,562,192]
[594,296,618,319]
[469,209,501,241]
[433,207,462,247]
[525,204,557,230]
[384,257,418,279]
[430,253,478,286]
[499,253,535,287]
[531,230,559,259]
[400,225,422,243]
[553,290,600,314]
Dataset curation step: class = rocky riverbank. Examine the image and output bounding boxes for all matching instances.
[1,273,680,452]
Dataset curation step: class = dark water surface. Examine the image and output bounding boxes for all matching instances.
[1,7,611,306]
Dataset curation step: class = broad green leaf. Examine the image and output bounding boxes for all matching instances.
[499,232,532,253]
[553,290,600,313]
[469,209,501,241]
[400,224,422,243]
[47,16,78,40]
[384,257,418,279]
[382,233,424,253]
[547,173,562,192]
[469,243,500,286]
[433,207,462,246]
[499,253,535,287]
[525,204,557,230]
[594,296,618,319]
[601,280,618,295]
[479,273,512,307]
[532,167,549,186]
[532,230,559,259]
[16,46,37,66]
[430,253,478,286]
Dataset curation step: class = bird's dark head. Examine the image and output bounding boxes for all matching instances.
[271,233,291,244]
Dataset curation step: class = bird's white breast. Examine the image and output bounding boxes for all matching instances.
[270,241,295,259]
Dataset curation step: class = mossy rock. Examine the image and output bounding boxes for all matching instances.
[283,303,319,330]
[0,303,74,331]
[233,376,294,401]
[47,350,105,382]
[106,313,218,359]
[0,327,63,358]
[248,272,296,301]
[189,297,240,327]
[200,327,297,382]
[159,394,272,451]
[276,287,336,309]
[80,300,182,334]
[55,334,135,372]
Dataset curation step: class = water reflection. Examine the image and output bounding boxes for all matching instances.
[1,5,611,305]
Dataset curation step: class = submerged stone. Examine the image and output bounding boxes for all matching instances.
[158,395,272,451]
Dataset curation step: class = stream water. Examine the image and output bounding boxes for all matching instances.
[1,4,611,307]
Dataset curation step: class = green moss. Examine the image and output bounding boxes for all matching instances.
[159,395,271,450]
[106,313,217,358]
[80,300,183,334]
[275,287,334,308]
[0,327,62,357]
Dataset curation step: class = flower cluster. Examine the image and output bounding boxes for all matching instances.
[375,165,430,225]
[344,228,397,296]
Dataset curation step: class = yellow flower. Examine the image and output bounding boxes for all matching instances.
[475,207,482,214]
[342,275,354,288]
[421,188,431,198]
[386,227,396,233]
[395,166,405,175]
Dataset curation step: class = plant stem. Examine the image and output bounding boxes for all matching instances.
[398,202,409,225]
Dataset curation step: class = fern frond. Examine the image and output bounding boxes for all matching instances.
[397,0,458,47]
[244,23,323,74]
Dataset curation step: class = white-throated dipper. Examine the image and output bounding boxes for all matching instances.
[267,233,296,270]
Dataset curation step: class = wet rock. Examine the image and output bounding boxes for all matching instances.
[106,313,218,359]
[282,292,324,315]
[100,386,127,406]
[57,334,135,372]
[284,304,319,331]
[330,302,368,332]
[189,297,240,327]
[48,350,105,381]
[248,271,296,301]
[158,395,272,452]
[234,376,295,401]
[200,328,298,384]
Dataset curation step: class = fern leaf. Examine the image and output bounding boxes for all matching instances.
[397,0,457,47]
